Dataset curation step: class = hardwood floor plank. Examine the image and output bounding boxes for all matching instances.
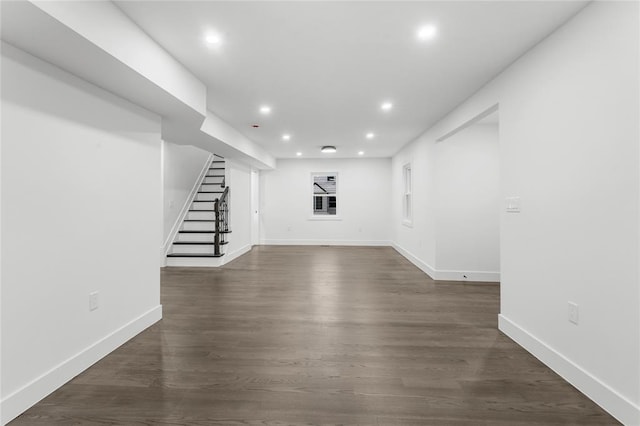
[10,246,619,425]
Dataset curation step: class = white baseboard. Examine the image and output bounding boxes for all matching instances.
[161,154,214,257]
[499,314,640,426]
[223,244,252,264]
[391,243,436,280]
[435,269,500,283]
[1,305,162,425]
[261,239,391,246]
[392,243,499,282]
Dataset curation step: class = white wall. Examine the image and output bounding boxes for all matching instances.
[435,123,500,281]
[0,43,162,424]
[260,158,391,245]
[391,134,438,277]
[391,2,639,424]
[162,140,210,250]
[0,40,3,426]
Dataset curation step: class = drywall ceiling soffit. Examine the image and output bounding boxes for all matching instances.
[0,1,274,169]
[0,1,204,123]
[199,111,276,169]
[162,117,276,170]
[116,1,589,159]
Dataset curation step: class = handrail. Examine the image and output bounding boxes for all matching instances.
[219,186,229,204]
[313,182,328,193]
[213,186,229,257]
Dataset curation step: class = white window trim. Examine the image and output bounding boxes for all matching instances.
[309,171,342,221]
[402,163,413,227]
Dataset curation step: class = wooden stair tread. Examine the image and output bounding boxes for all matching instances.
[167,253,225,258]
[173,241,228,245]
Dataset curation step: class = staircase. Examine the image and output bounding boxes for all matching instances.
[166,155,231,267]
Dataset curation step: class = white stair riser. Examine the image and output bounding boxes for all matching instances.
[200,186,224,195]
[176,233,214,242]
[171,244,220,254]
[187,211,216,220]
[166,257,224,267]
[203,176,224,184]
[195,193,218,201]
[182,221,215,231]
[191,202,216,210]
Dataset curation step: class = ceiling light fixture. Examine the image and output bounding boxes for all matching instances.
[259,105,271,114]
[358,151,364,156]
[205,33,222,46]
[366,132,375,139]
[282,134,291,141]
[417,24,438,41]
[381,102,393,111]
[321,146,337,154]
[296,152,302,156]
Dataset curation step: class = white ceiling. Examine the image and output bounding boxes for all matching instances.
[115,1,588,159]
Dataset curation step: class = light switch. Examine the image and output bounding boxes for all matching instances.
[506,196,521,213]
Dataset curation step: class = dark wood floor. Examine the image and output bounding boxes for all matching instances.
[12,246,618,425]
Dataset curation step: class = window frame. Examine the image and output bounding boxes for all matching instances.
[309,172,341,221]
[402,163,413,227]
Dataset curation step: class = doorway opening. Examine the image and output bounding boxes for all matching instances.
[434,105,500,282]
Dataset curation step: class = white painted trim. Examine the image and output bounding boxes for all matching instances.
[262,239,391,246]
[222,244,252,264]
[165,256,224,268]
[392,243,499,282]
[164,245,252,268]
[435,269,500,283]
[499,315,640,426]
[161,153,214,258]
[159,245,167,267]
[307,216,342,221]
[1,305,162,425]
[310,171,339,218]
[402,162,413,226]
[436,103,499,142]
[391,243,436,280]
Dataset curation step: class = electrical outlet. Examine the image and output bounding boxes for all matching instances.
[568,301,579,324]
[89,291,99,311]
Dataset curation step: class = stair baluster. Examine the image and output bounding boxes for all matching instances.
[214,186,229,257]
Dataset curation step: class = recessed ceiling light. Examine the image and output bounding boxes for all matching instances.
[366,132,375,139]
[296,152,302,156]
[259,105,271,114]
[417,25,438,41]
[282,134,291,141]
[205,33,222,46]
[358,151,364,156]
[321,146,337,154]
[381,102,393,111]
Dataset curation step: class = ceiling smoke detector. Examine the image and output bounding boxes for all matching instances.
[321,146,337,153]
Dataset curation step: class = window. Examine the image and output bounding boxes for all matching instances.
[403,163,412,226]
[311,173,338,217]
